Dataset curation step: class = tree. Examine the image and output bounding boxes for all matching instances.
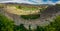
[14,24,28,31]
[44,16,60,31]
[0,14,14,31]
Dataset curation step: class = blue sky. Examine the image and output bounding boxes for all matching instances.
[0,0,60,5]
[43,0,59,2]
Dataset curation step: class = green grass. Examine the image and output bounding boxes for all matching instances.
[21,14,40,20]
[16,6,38,10]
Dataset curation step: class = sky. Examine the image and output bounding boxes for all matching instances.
[0,0,60,5]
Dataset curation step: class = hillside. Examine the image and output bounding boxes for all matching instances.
[0,3,60,30]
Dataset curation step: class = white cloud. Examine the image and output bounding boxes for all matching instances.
[0,0,38,4]
[56,1,60,4]
[46,1,56,5]
[0,0,59,5]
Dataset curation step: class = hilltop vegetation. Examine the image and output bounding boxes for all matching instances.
[0,4,60,31]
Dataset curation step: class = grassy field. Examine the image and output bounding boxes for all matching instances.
[16,6,38,11]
